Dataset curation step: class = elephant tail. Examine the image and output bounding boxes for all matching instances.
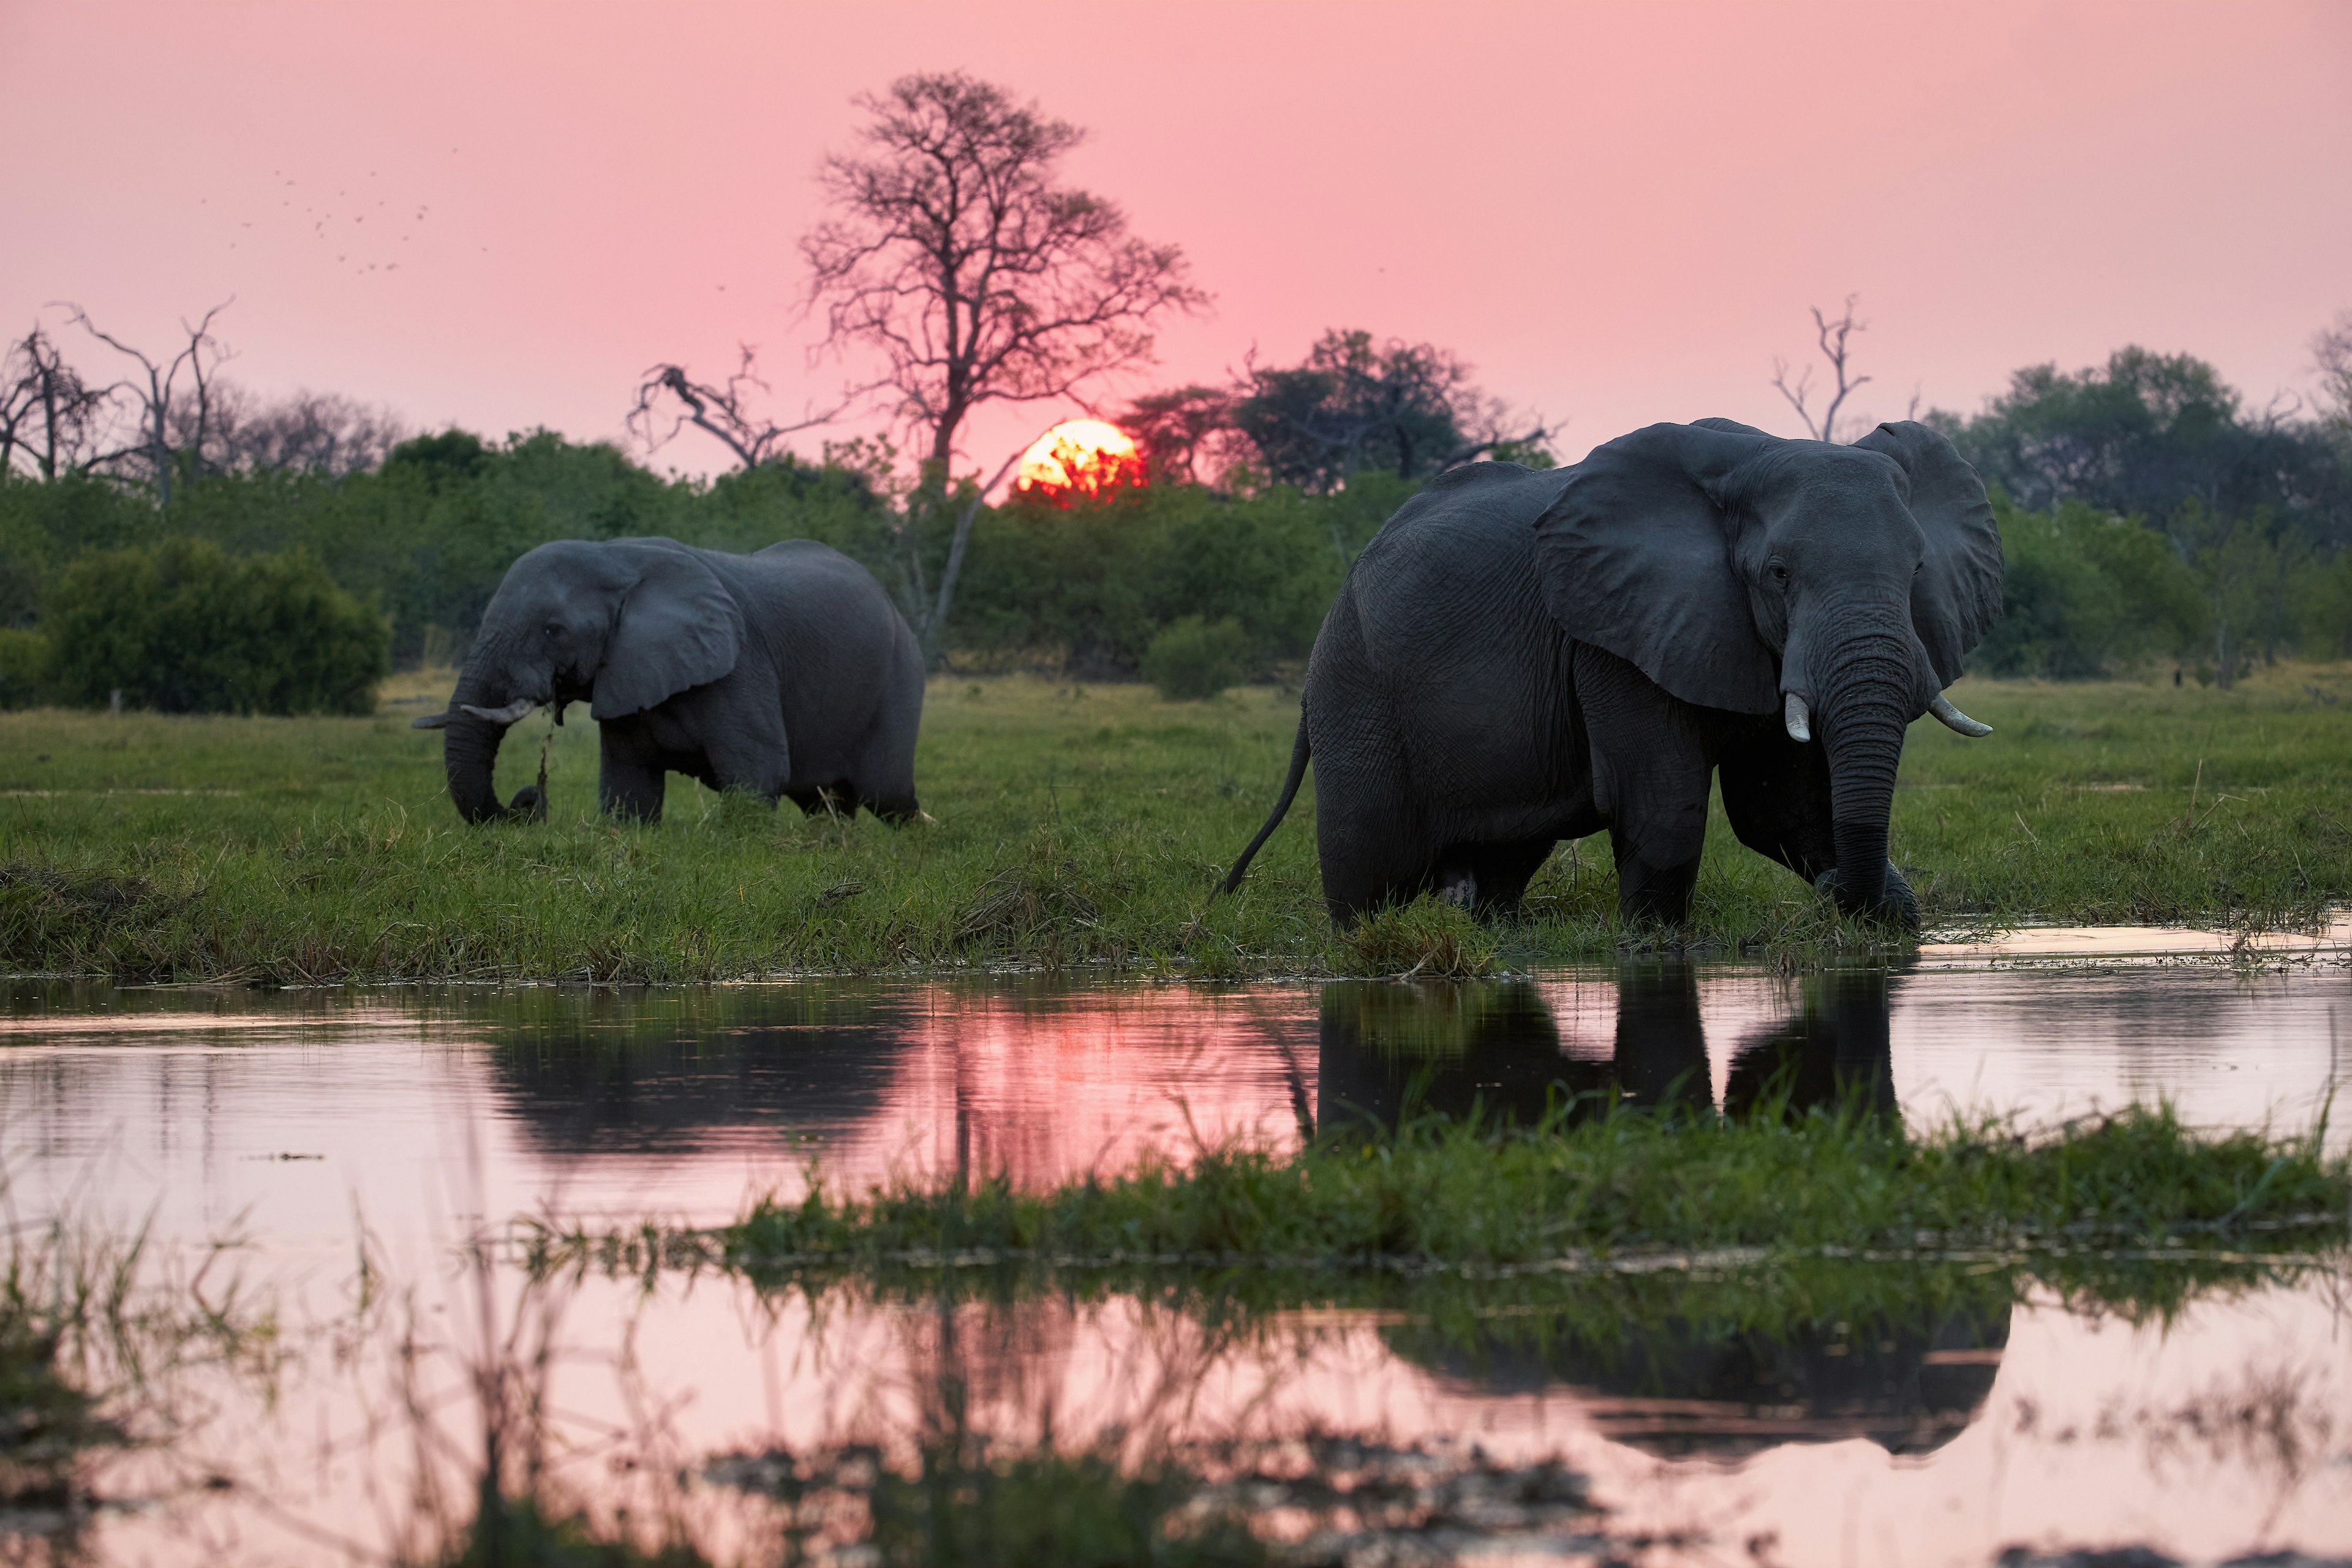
[1218,715,1311,895]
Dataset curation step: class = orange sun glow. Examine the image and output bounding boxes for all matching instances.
[1012,420,1145,503]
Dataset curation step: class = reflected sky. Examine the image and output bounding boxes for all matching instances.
[0,967,2344,1564]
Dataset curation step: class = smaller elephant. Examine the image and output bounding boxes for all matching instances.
[415,537,924,825]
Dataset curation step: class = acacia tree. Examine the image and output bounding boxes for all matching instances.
[1229,329,1551,493]
[803,72,1207,654]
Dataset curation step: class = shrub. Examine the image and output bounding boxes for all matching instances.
[0,629,50,709]
[1973,497,2207,677]
[45,538,388,715]
[1141,615,1251,700]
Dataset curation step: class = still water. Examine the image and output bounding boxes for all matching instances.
[0,950,2345,1566]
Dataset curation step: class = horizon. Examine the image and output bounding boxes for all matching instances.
[4,0,2347,481]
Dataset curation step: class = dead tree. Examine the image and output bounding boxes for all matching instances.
[627,345,846,470]
[185,385,406,477]
[803,72,1208,657]
[0,324,116,482]
[66,301,234,505]
[1772,295,1873,444]
[2315,309,2352,437]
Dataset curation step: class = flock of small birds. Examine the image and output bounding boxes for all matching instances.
[197,151,492,277]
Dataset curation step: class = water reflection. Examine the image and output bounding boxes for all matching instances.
[1389,1301,2009,1460]
[1318,965,1901,1133]
[0,973,2344,1562]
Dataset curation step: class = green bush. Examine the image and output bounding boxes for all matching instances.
[45,538,389,715]
[1973,497,2207,677]
[0,629,50,709]
[1141,615,1251,700]
[2294,550,2352,658]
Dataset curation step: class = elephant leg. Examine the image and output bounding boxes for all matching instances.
[1572,644,1714,926]
[598,728,668,823]
[1433,838,1557,916]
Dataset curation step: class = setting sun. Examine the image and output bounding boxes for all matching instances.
[1012,419,1145,503]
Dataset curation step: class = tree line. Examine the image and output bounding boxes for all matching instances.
[1,64,2346,710]
[3,318,2347,711]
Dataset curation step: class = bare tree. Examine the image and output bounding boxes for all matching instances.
[803,72,1208,654]
[1773,295,1873,443]
[172,382,407,477]
[627,345,847,470]
[2313,308,2352,438]
[65,300,234,504]
[0,323,118,482]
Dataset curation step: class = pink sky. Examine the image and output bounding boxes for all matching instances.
[4,1,2347,481]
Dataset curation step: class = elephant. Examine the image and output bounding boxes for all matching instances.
[413,536,924,825]
[1221,419,2004,929]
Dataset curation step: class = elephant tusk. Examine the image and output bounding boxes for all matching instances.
[1928,693,1992,737]
[410,710,451,730]
[1783,692,1812,744]
[459,698,539,727]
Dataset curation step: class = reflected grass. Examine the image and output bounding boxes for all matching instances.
[0,1203,276,1536]
[0,663,2346,980]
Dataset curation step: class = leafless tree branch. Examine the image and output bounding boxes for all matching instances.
[627,345,851,470]
[1772,294,1872,443]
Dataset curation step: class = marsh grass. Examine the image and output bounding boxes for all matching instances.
[542,1100,2349,1298]
[1,663,2347,980]
[0,1201,275,1529]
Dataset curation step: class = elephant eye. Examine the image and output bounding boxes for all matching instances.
[1766,560,1789,582]
[542,622,560,639]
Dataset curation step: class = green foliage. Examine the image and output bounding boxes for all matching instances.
[1140,615,1251,700]
[2297,549,2352,657]
[44,537,389,715]
[953,477,1406,675]
[0,629,49,709]
[1932,345,2349,549]
[1974,497,2205,676]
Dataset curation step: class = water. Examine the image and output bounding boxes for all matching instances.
[0,952,2345,1565]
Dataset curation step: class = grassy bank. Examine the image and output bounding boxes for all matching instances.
[1,663,2348,981]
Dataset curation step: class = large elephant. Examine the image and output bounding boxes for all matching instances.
[413,537,924,824]
[1223,420,2003,929]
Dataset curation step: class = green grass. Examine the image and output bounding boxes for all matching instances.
[548,1100,2349,1283]
[0,663,2347,980]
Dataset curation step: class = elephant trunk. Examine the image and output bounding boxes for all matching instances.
[443,659,515,824]
[1814,625,1918,925]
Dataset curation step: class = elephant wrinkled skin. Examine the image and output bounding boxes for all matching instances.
[1223,419,2004,930]
[415,537,924,826]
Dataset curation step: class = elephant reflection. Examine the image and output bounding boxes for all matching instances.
[1390,1302,2009,1459]
[480,987,919,1156]
[1329,964,2008,1459]
[1316,964,1900,1134]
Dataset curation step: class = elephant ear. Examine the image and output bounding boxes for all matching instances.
[590,541,745,720]
[1855,421,2003,686]
[1532,421,1781,714]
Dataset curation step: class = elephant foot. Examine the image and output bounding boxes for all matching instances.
[506,785,548,823]
[1814,862,1920,933]
[1436,867,1477,908]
